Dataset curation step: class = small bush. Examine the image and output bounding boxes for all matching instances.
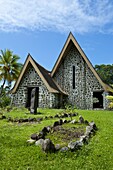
[65,104,76,113]
[0,95,11,108]
[6,105,12,112]
[106,95,113,109]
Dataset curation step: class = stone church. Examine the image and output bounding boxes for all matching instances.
[11,33,112,109]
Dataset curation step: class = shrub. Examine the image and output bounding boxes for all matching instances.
[65,104,76,113]
[6,105,12,112]
[0,94,11,108]
[106,84,113,109]
[106,95,113,109]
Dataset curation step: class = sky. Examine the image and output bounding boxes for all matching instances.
[0,0,113,71]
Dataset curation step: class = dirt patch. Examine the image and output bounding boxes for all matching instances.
[50,125,85,143]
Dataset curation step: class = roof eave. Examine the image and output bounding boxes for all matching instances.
[11,54,61,94]
[51,32,110,92]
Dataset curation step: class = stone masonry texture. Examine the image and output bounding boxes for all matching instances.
[11,63,58,108]
[12,43,109,109]
[53,44,108,109]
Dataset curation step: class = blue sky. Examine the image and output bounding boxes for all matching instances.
[0,0,113,71]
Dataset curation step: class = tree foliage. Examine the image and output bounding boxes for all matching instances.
[0,87,11,108]
[94,64,113,85]
[0,49,22,93]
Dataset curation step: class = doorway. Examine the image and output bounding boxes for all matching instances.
[26,87,39,109]
[93,91,103,109]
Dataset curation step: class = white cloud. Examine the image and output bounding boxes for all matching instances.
[0,0,113,33]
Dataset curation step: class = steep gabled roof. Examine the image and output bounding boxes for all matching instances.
[11,54,63,94]
[51,32,113,92]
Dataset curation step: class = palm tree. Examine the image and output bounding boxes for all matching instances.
[0,49,22,94]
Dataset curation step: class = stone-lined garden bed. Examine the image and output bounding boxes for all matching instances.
[1,112,78,123]
[27,116,98,153]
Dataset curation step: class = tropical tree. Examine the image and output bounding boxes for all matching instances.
[94,64,113,85]
[0,49,22,94]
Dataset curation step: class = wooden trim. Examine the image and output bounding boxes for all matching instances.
[51,32,112,92]
[11,54,59,93]
[51,32,72,77]
[11,55,30,93]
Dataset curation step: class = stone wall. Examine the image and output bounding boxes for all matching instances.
[11,64,57,108]
[53,44,106,109]
[11,43,109,109]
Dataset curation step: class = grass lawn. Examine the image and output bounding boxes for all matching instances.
[0,108,113,170]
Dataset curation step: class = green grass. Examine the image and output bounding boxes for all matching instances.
[0,109,113,170]
[1,107,64,119]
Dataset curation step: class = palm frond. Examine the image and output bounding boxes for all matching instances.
[0,49,22,87]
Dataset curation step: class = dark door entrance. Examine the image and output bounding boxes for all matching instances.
[93,91,103,109]
[26,87,39,110]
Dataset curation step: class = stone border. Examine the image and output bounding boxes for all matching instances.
[1,112,78,123]
[27,116,98,153]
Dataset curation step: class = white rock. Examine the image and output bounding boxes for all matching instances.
[68,140,83,150]
[42,139,55,152]
[27,139,36,144]
[70,119,76,124]
[35,139,44,146]
[60,147,69,152]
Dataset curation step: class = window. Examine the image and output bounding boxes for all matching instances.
[73,66,75,89]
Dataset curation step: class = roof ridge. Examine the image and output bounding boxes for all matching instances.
[51,32,112,92]
[28,53,50,73]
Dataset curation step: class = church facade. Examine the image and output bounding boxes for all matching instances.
[11,33,112,109]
